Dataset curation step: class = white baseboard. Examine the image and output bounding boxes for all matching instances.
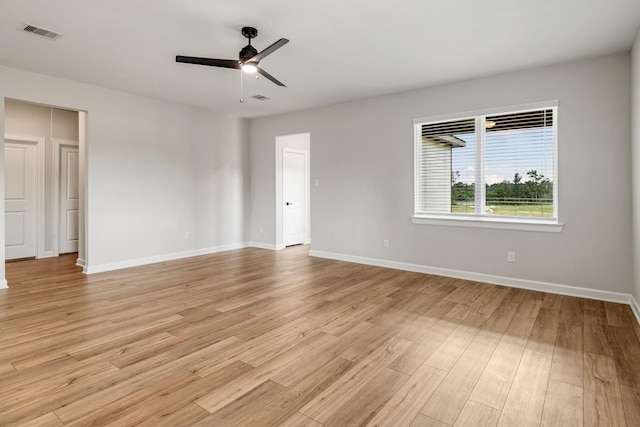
[76,258,85,268]
[249,242,282,251]
[41,251,56,259]
[0,279,7,289]
[631,295,640,325]
[309,250,633,306]
[84,242,249,274]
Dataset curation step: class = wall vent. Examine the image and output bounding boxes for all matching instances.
[251,95,270,101]
[22,24,62,40]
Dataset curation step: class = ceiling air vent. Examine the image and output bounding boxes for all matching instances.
[22,24,62,40]
[251,95,270,101]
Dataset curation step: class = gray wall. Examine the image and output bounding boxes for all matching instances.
[1,65,250,277]
[632,29,640,304]
[250,53,633,293]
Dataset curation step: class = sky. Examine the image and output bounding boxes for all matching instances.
[452,127,554,186]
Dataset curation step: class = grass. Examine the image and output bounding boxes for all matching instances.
[452,203,553,217]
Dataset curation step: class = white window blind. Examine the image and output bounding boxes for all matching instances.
[415,105,557,221]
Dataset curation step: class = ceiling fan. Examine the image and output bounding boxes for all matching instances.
[176,26,289,87]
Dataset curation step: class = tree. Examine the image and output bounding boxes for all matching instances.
[513,172,522,198]
[527,169,544,199]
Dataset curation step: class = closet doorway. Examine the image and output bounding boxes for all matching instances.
[4,99,83,262]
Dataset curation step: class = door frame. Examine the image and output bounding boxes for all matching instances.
[52,138,79,257]
[275,133,310,250]
[4,134,45,259]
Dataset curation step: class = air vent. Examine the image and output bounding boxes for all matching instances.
[22,24,62,40]
[251,95,270,101]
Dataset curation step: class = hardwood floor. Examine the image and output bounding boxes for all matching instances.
[1,246,639,426]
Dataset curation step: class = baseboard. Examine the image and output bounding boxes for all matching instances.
[41,251,56,259]
[309,249,632,305]
[0,279,7,289]
[631,295,640,325]
[76,258,85,268]
[84,242,249,274]
[249,242,282,251]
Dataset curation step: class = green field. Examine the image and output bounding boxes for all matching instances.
[452,203,553,217]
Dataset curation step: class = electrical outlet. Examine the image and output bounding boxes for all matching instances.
[259,227,264,234]
[383,239,389,248]
[184,232,191,240]
[507,251,515,262]
[314,178,320,187]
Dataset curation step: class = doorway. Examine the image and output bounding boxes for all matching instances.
[275,133,310,249]
[3,99,85,268]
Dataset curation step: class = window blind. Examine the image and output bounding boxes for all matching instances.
[415,106,557,219]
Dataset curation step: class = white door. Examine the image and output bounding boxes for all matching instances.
[283,149,306,246]
[5,141,37,260]
[59,145,79,254]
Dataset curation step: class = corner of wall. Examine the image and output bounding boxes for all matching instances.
[631,27,640,306]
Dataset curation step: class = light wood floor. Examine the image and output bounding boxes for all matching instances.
[1,246,640,426]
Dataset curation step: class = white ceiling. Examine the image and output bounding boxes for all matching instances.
[1,0,640,118]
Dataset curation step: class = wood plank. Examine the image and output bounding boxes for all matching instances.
[607,325,640,388]
[454,401,501,427]
[280,412,323,427]
[410,414,451,427]
[583,352,627,426]
[584,312,614,357]
[368,363,447,427]
[469,333,528,410]
[505,295,542,336]
[559,296,584,326]
[90,360,253,426]
[424,319,482,371]
[620,385,640,427]
[193,379,287,427]
[497,349,552,427]
[196,332,339,414]
[323,367,407,426]
[389,317,460,375]
[298,336,412,423]
[526,307,560,354]
[541,379,583,427]
[550,322,584,387]
[17,412,63,427]
[604,301,631,327]
[421,329,501,424]
[239,357,354,426]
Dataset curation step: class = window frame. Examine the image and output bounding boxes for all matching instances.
[412,101,563,233]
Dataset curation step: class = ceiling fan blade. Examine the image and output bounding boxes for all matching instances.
[176,56,240,69]
[258,67,286,87]
[249,38,289,62]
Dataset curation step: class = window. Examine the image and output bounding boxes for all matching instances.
[414,102,560,231]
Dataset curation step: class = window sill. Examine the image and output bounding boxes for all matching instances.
[412,214,564,233]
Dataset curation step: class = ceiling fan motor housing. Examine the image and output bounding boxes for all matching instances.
[239,45,258,63]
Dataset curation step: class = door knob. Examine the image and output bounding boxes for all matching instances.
[286,202,292,206]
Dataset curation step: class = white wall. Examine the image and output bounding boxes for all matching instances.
[632,29,640,306]
[4,100,79,256]
[250,53,633,294]
[0,65,250,278]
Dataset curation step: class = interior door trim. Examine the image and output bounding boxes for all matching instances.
[52,138,79,257]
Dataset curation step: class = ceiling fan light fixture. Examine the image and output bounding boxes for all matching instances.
[241,62,258,74]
